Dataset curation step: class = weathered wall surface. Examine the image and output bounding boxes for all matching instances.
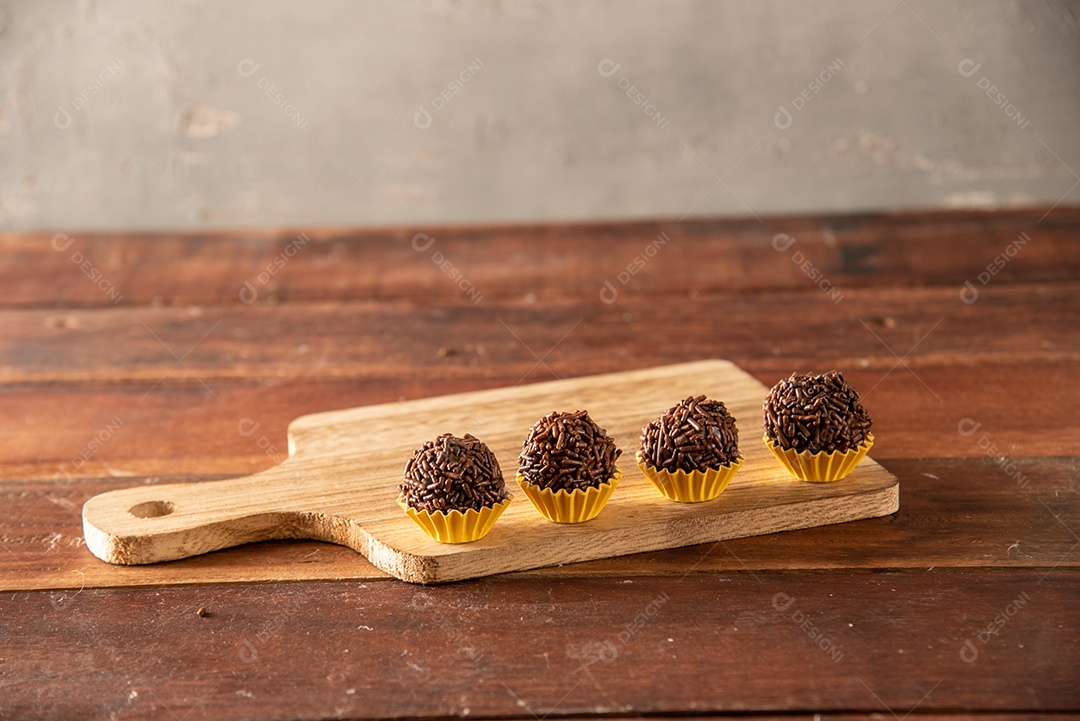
[1,0,1077,230]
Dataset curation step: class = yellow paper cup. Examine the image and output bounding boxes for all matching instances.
[635,451,743,502]
[763,433,874,482]
[398,496,513,543]
[516,469,621,523]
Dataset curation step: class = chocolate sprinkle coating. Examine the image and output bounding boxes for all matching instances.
[763,371,872,454]
[400,433,509,513]
[639,395,741,472]
[518,410,621,493]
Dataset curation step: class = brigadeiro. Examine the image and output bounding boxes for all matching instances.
[398,433,512,543]
[762,371,875,482]
[640,395,741,473]
[516,410,622,523]
[636,395,744,503]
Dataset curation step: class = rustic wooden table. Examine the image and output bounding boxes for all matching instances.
[1,208,1077,719]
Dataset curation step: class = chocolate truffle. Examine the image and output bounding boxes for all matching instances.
[400,433,509,514]
[518,410,621,493]
[763,371,872,454]
[640,395,741,473]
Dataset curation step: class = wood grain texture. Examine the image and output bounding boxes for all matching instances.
[2,571,1076,719]
[2,209,1078,718]
[0,359,1071,486]
[2,455,1076,591]
[2,208,1077,308]
[0,282,1074,489]
[2,282,1077,386]
[80,361,898,583]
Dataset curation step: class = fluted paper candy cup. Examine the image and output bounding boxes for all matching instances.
[763,433,874,482]
[398,496,513,543]
[516,469,621,523]
[635,451,743,503]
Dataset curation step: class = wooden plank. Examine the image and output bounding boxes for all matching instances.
[1,208,1076,308]
[434,717,1080,720]
[0,283,1076,387]
[78,361,898,583]
[2,211,1075,719]
[3,456,1074,591]
[0,359,1072,485]
[1,570,1075,718]
[0,285,1074,479]
[575,717,1080,720]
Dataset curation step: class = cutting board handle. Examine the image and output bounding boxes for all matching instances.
[82,462,337,565]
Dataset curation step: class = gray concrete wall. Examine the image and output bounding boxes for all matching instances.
[1,0,1078,231]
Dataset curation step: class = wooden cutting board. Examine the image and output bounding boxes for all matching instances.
[82,360,899,583]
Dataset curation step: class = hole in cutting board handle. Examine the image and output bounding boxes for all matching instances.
[128,501,175,519]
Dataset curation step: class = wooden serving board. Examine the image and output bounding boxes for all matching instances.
[83,360,899,584]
